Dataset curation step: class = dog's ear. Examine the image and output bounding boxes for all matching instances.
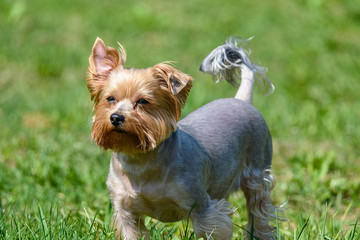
[88,37,126,74]
[152,63,193,105]
[87,38,126,102]
[152,63,193,121]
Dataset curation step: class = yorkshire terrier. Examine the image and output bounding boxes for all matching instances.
[86,37,279,240]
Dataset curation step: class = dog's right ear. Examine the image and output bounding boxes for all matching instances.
[87,38,127,102]
[88,37,126,74]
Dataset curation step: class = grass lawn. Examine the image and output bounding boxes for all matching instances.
[0,0,359,239]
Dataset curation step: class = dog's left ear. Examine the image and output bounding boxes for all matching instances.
[152,63,193,107]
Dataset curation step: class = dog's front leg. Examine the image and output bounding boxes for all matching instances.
[112,211,145,240]
[191,199,234,240]
[107,178,148,239]
[112,207,148,240]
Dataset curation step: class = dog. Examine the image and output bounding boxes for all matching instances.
[86,37,279,240]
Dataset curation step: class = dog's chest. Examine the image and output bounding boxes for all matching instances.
[131,182,187,222]
[116,176,187,222]
[108,156,187,222]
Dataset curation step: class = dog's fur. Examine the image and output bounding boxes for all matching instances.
[87,37,278,239]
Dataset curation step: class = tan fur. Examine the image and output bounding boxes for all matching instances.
[87,38,126,103]
[87,39,193,155]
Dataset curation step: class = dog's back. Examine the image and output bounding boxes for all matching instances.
[177,98,272,199]
[167,97,277,239]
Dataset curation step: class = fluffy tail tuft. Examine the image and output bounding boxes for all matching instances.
[200,36,275,96]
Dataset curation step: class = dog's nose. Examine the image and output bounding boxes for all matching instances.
[110,114,125,126]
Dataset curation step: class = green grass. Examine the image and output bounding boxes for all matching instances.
[0,0,359,239]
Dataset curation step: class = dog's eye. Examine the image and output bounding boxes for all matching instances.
[106,96,116,102]
[137,98,149,105]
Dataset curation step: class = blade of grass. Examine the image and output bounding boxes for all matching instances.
[297,215,310,240]
[11,213,21,239]
[348,220,358,240]
[38,204,50,240]
[341,201,353,223]
[183,202,196,238]
[321,203,329,240]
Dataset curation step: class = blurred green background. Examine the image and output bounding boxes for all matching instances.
[0,0,359,238]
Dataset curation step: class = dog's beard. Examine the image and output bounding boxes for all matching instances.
[91,111,176,154]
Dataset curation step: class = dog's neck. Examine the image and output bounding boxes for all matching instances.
[111,131,179,183]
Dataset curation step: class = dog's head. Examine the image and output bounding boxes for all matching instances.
[87,38,193,155]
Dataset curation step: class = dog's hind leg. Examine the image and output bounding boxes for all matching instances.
[239,131,278,240]
[240,168,277,240]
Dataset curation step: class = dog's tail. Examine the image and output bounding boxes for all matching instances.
[199,36,274,105]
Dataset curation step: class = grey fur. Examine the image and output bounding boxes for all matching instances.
[200,36,275,96]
